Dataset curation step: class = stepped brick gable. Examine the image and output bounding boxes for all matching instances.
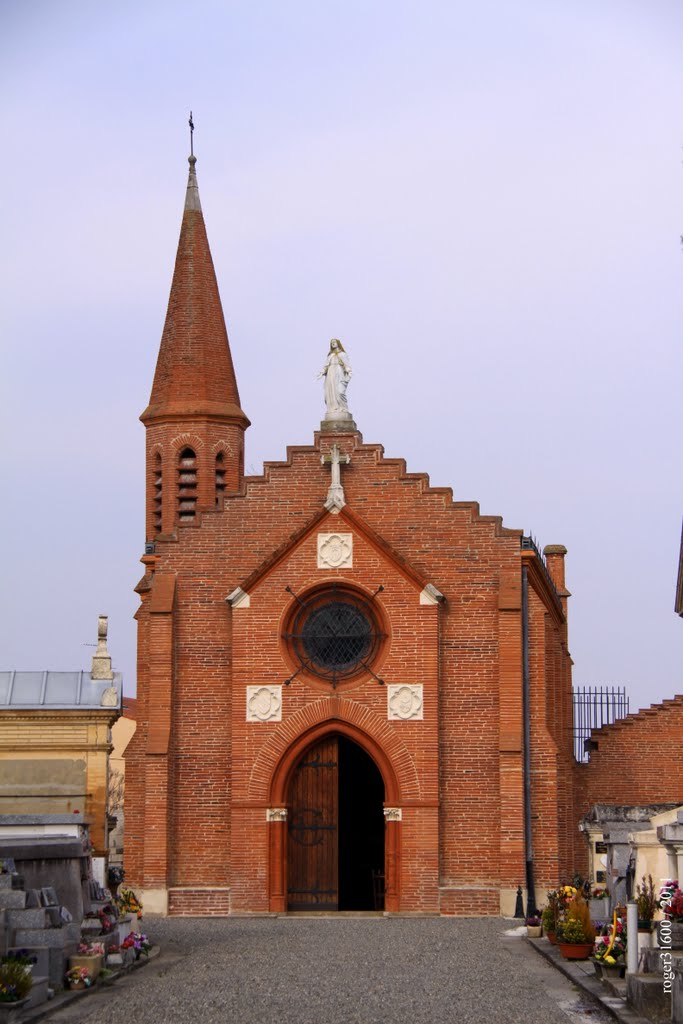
[125,154,579,916]
[575,695,683,814]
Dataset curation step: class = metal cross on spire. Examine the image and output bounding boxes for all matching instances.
[189,111,195,156]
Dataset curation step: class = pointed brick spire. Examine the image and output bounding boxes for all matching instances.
[141,154,249,427]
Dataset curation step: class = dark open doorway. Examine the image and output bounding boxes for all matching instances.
[338,736,385,910]
[286,734,385,911]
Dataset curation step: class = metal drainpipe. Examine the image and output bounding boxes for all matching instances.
[522,564,537,915]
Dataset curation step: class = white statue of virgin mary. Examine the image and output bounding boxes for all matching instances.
[318,339,352,419]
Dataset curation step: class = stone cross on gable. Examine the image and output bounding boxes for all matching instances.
[321,443,350,513]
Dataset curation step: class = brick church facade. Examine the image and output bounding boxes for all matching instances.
[125,154,580,916]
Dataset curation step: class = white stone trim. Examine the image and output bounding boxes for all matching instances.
[383,807,402,822]
[420,584,444,605]
[246,685,282,722]
[387,684,423,721]
[227,587,250,609]
[317,532,353,569]
[266,808,288,822]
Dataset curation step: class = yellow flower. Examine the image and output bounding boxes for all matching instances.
[604,956,616,965]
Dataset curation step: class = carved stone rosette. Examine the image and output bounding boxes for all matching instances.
[387,684,423,721]
[317,533,353,569]
[246,685,282,722]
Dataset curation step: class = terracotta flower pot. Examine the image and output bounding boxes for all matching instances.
[558,942,594,960]
[546,931,557,945]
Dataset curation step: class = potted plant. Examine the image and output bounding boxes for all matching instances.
[543,886,575,943]
[635,874,656,945]
[557,895,596,960]
[64,965,93,991]
[592,920,626,979]
[541,906,556,942]
[0,960,32,1005]
[657,880,683,949]
[526,915,542,938]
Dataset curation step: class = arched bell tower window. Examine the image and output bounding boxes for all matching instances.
[215,451,226,507]
[153,452,163,534]
[178,447,197,520]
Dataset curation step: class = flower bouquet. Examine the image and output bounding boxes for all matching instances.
[121,932,151,960]
[657,880,683,949]
[658,880,683,922]
[593,918,626,978]
[64,965,92,991]
[116,888,143,920]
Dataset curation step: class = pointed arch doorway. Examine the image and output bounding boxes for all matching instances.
[286,734,385,911]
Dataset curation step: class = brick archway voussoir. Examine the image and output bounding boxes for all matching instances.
[248,697,420,803]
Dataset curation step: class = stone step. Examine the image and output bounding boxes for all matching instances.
[14,926,75,948]
[0,891,27,910]
[627,973,671,1023]
[6,908,51,929]
[26,976,49,1009]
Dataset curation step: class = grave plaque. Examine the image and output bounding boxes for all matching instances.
[41,887,59,907]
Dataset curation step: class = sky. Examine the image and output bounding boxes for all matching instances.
[1,0,681,713]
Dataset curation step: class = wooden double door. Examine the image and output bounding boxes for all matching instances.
[286,735,385,911]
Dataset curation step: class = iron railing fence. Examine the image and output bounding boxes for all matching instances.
[521,535,561,605]
[572,685,629,762]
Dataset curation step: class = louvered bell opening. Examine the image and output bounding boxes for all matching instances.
[178,447,197,520]
[153,454,163,533]
[215,452,226,507]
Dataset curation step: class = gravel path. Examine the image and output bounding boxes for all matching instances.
[47,916,613,1024]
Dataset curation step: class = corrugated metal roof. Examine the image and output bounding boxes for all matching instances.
[0,671,122,710]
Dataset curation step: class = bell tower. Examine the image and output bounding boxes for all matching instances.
[140,148,249,541]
